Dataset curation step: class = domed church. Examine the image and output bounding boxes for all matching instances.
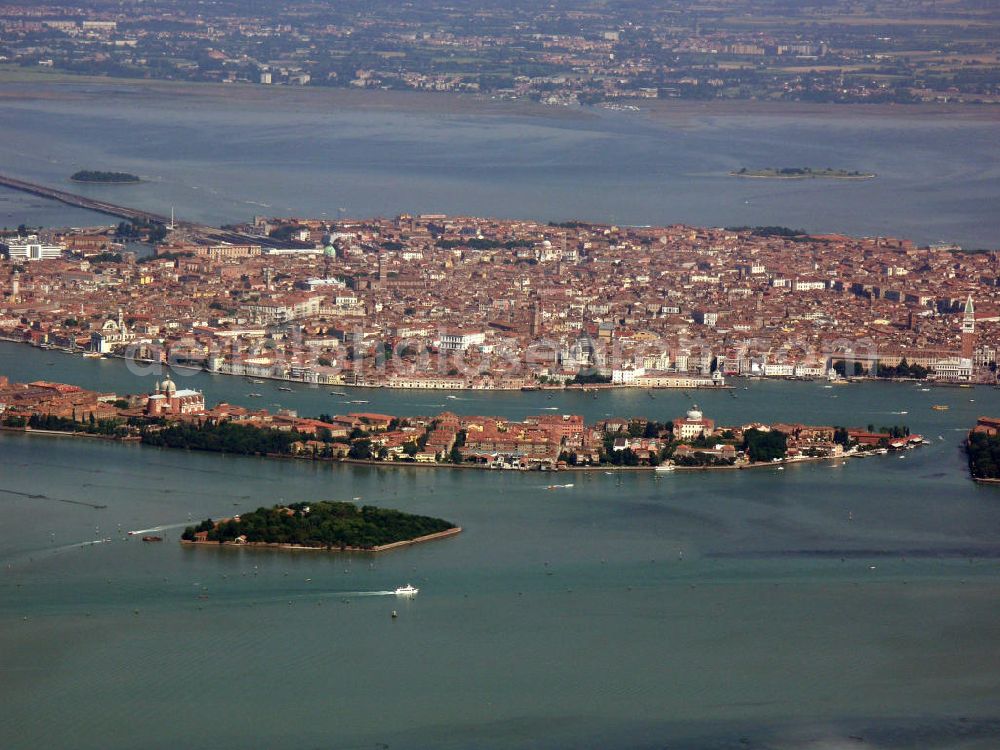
[673,405,715,440]
[145,377,205,416]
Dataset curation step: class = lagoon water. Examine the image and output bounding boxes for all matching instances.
[2,78,1000,746]
[2,342,1000,749]
[0,81,999,247]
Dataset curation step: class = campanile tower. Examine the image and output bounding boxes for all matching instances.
[961,295,975,359]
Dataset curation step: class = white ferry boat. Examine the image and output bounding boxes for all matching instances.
[395,584,419,597]
[655,464,676,473]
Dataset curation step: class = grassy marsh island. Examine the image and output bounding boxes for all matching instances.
[731,167,876,180]
[181,500,461,552]
[70,170,141,184]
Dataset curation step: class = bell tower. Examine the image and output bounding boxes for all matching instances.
[961,295,975,359]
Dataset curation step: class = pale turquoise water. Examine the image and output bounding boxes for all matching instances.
[2,345,1000,748]
[1,81,999,246]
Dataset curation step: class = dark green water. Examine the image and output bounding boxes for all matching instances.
[2,343,1000,749]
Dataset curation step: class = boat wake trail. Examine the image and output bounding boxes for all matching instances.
[325,590,396,597]
[2,536,113,568]
[49,538,114,553]
[0,487,107,509]
[127,522,190,536]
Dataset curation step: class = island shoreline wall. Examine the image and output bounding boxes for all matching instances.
[180,525,463,553]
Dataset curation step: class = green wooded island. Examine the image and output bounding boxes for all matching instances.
[731,167,876,179]
[967,432,1000,482]
[70,170,141,184]
[180,500,461,551]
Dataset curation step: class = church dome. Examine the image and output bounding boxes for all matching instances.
[686,405,703,421]
[161,377,177,395]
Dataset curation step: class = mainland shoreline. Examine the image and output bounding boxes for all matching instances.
[2,69,1000,125]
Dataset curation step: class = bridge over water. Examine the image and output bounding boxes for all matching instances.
[0,173,295,247]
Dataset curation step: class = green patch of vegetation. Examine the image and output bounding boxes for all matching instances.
[27,412,127,437]
[967,432,1000,480]
[71,170,141,183]
[141,421,302,455]
[731,167,875,179]
[743,428,788,462]
[727,225,808,238]
[876,358,928,379]
[138,248,192,264]
[673,451,735,467]
[181,500,455,549]
[88,252,123,263]
[569,372,611,385]
[436,237,530,250]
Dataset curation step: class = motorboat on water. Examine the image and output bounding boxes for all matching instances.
[394,584,419,596]
[655,464,676,472]
[277,386,293,392]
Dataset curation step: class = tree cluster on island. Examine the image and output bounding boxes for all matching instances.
[967,432,1000,480]
[180,501,456,550]
[733,167,874,178]
[26,412,128,437]
[141,420,303,455]
[70,170,141,183]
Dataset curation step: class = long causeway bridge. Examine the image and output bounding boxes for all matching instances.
[0,173,295,247]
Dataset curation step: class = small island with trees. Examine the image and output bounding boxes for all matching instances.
[966,418,1000,484]
[731,167,876,180]
[180,500,461,552]
[70,170,141,184]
